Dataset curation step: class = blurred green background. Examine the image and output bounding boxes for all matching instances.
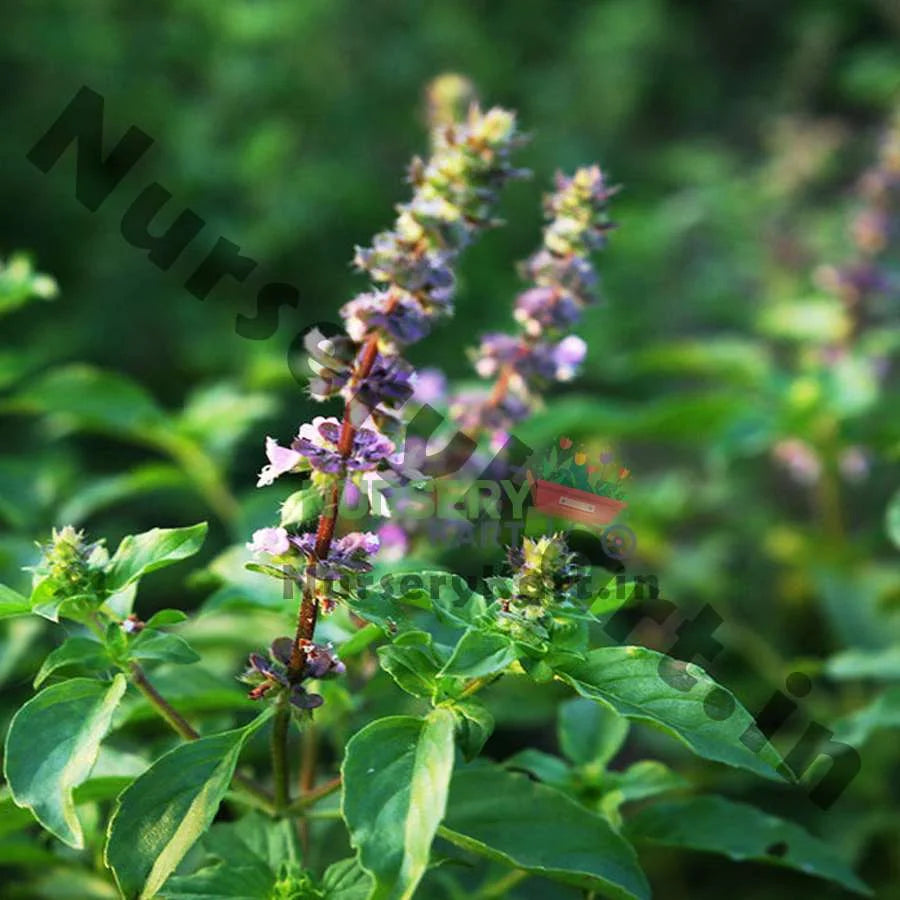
[2,1,900,897]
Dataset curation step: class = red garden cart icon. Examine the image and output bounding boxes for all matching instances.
[528,437,630,534]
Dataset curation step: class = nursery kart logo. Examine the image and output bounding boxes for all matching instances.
[528,436,636,559]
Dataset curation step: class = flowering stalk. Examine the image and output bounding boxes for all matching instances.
[450,165,616,438]
[250,103,525,687]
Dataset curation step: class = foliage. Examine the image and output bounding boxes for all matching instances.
[2,5,900,898]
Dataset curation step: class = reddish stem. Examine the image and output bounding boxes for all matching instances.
[289,317,389,676]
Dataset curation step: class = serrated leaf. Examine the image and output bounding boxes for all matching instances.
[625,796,871,896]
[106,523,208,592]
[4,675,127,847]
[342,709,456,900]
[34,637,110,687]
[440,762,649,899]
[558,697,628,767]
[0,583,31,620]
[555,647,787,781]
[105,713,271,900]
[440,630,516,678]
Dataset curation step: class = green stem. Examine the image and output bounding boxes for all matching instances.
[286,775,342,815]
[271,698,291,812]
[129,661,275,812]
[479,868,529,898]
[458,674,501,699]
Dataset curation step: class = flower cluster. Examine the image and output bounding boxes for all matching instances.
[451,165,616,435]
[340,104,525,365]
[494,534,585,638]
[240,637,345,710]
[816,109,899,325]
[249,95,524,694]
[31,525,107,606]
[248,527,380,581]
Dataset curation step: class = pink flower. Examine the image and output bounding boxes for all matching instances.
[257,436,304,487]
[247,526,291,556]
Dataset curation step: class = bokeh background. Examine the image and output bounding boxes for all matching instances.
[2,1,899,897]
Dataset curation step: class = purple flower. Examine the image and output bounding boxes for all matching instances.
[376,522,409,562]
[473,333,522,378]
[450,389,530,432]
[247,526,291,556]
[355,236,456,305]
[257,437,304,487]
[305,330,357,401]
[289,530,380,579]
[411,368,447,405]
[552,335,587,381]
[513,286,582,336]
[524,250,599,306]
[291,416,395,474]
[343,352,415,414]
[241,636,345,709]
[342,289,432,346]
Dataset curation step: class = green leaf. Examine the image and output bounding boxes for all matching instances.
[451,700,494,761]
[144,609,188,628]
[322,858,374,899]
[558,697,628,767]
[439,630,516,678]
[825,645,900,681]
[129,629,200,665]
[555,646,786,781]
[106,523,208,592]
[6,364,165,436]
[158,865,274,899]
[279,486,324,527]
[0,583,31,620]
[832,686,900,747]
[504,749,573,789]
[888,489,900,550]
[34,637,110,687]
[4,675,127,847]
[377,631,445,699]
[599,761,688,823]
[625,796,871,896]
[342,709,456,900]
[161,813,301,899]
[105,713,271,900]
[56,464,189,525]
[441,762,649,900]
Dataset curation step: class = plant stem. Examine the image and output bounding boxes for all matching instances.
[459,673,501,699]
[289,321,390,677]
[129,662,199,741]
[287,775,343,815]
[479,868,529,898]
[129,661,274,811]
[271,697,291,812]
